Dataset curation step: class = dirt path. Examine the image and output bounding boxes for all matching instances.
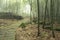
[0,18,29,40]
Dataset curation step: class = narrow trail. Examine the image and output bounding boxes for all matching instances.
[0,18,60,40]
[0,18,29,40]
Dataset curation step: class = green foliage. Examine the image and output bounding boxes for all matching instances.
[19,23,26,28]
[44,27,52,30]
[19,21,32,28]
[32,17,45,24]
[55,28,60,31]
[45,27,60,31]
[33,17,38,24]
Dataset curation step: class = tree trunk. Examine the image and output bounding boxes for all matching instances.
[37,0,40,36]
[42,0,48,29]
[50,0,55,38]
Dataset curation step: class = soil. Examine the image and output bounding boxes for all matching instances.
[15,24,60,40]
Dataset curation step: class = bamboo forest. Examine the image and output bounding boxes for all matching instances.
[0,0,60,40]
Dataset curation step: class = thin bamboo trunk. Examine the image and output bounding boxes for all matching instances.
[37,0,40,36]
[42,0,48,29]
[50,0,55,38]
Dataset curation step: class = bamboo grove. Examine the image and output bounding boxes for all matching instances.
[31,0,60,38]
[0,0,60,40]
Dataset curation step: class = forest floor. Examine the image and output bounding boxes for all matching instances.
[0,18,60,40]
[0,18,30,40]
[16,24,60,40]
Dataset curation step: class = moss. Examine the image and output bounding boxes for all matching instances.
[19,23,26,28]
